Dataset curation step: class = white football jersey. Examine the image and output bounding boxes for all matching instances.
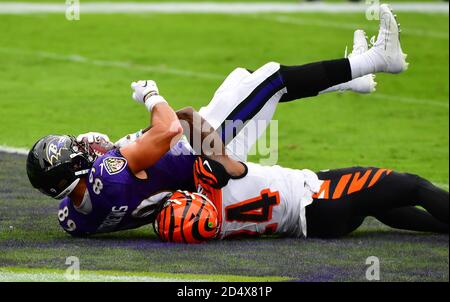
[196,162,321,239]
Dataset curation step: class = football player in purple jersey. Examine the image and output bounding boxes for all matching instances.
[28,81,188,235]
[26,4,410,236]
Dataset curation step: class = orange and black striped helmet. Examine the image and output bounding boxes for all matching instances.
[154,190,219,243]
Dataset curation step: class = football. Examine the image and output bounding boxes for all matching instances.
[79,137,115,158]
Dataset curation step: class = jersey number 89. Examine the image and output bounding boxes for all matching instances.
[58,206,77,232]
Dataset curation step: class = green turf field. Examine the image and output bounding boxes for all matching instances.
[0,1,448,282]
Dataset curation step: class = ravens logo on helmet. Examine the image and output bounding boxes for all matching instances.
[154,190,219,243]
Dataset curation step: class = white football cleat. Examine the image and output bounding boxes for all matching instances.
[346,29,377,93]
[349,29,369,57]
[345,74,377,94]
[367,4,408,74]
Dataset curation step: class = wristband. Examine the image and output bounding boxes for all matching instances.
[144,95,168,112]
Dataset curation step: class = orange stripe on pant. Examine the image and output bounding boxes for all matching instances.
[332,174,352,199]
[347,169,372,194]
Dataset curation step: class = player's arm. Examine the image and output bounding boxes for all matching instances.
[113,109,188,148]
[176,106,245,177]
[120,80,183,174]
[114,108,207,148]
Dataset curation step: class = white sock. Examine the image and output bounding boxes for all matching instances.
[348,50,384,79]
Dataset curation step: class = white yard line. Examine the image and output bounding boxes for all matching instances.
[372,93,449,108]
[0,2,448,14]
[0,47,223,80]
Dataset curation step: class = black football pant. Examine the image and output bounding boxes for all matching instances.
[278,59,352,101]
[305,167,449,238]
[247,58,352,102]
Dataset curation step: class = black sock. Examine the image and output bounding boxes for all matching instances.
[278,58,352,102]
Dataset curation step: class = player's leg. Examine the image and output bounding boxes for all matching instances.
[375,207,448,234]
[370,172,449,225]
[214,29,377,160]
[206,5,404,115]
[348,170,449,228]
[202,55,351,161]
[199,62,285,161]
[201,6,407,161]
[203,56,363,161]
[412,176,449,224]
[198,67,254,131]
[280,5,407,103]
[319,30,376,95]
[220,42,369,161]
[306,167,449,238]
[199,31,372,161]
[278,58,352,102]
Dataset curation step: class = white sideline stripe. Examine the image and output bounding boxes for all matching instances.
[1,146,448,190]
[252,14,449,40]
[0,145,28,155]
[0,271,205,282]
[0,2,448,14]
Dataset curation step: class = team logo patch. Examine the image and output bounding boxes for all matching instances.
[46,137,68,165]
[103,157,127,175]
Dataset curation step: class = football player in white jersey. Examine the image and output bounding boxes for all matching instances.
[154,154,448,243]
[152,6,447,243]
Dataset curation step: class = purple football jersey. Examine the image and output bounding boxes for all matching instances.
[58,141,196,236]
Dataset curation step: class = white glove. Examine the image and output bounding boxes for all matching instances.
[131,80,167,112]
[76,132,111,144]
[131,80,159,103]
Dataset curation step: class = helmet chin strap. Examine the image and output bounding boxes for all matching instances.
[55,178,81,200]
[75,169,90,176]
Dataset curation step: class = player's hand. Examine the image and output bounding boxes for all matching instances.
[194,157,231,189]
[131,80,168,112]
[76,132,111,144]
[131,80,159,104]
